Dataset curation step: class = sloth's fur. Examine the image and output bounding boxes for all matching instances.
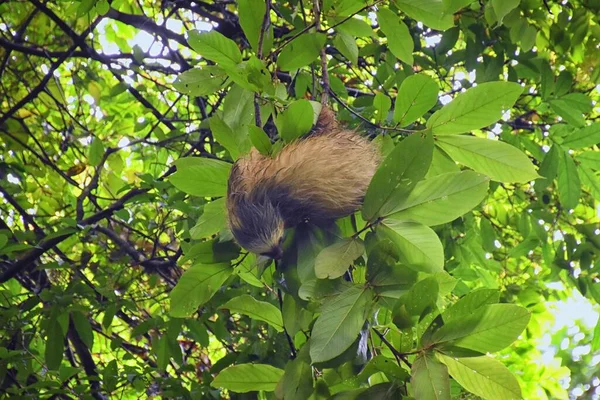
[226,108,380,257]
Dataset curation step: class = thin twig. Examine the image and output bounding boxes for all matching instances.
[372,328,412,368]
[313,0,330,104]
[277,289,297,359]
[255,0,272,127]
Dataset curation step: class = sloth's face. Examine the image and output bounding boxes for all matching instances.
[229,196,285,258]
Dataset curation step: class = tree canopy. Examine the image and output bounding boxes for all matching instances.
[0,0,599,399]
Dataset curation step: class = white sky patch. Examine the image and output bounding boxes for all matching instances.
[83,94,95,105]
[425,34,442,47]
[439,94,453,105]
[501,109,511,121]
[7,174,20,185]
[79,136,93,146]
[117,137,130,148]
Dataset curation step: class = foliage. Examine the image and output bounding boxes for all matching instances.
[0,0,599,399]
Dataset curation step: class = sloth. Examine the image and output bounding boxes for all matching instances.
[226,107,380,259]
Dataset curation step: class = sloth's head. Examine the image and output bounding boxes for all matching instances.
[228,194,285,259]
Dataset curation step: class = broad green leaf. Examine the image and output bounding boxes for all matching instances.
[411,352,451,400]
[592,317,600,352]
[443,0,474,13]
[426,146,460,178]
[535,145,559,190]
[275,345,314,400]
[362,131,434,221]
[577,150,600,170]
[172,67,228,96]
[71,312,94,349]
[548,94,591,127]
[188,30,242,67]
[88,137,104,167]
[277,99,314,142]
[373,92,391,123]
[438,354,522,400]
[210,116,243,160]
[436,135,539,183]
[386,171,489,225]
[579,167,600,200]
[492,0,520,24]
[212,364,284,393]
[248,125,272,155]
[190,198,227,239]
[220,294,283,332]
[394,0,454,31]
[377,8,414,65]
[45,318,64,370]
[223,85,255,133]
[427,82,523,135]
[393,74,439,126]
[238,0,265,52]
[154,335,170,370]
[393,276,439,328]
[442,289,500,322]
[0,233,8,250]
[561,123,600,149]
[169,263,231,317]
[169,157,232,197]
[278,33,326,71]
[431,304,530,353]
[181,239,240,264]
[333,31,359,65]
[315,238,365,279]
[310,285,373,363]
[379,218,444,273]
[366,240,418,301]
[336,17,374,37]
[557,149,581,210]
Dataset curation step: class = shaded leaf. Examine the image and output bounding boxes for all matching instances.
[188,30,242,67]
[169,263,231,317]
[315,238,365,279]
[220,294,283,332]
[377,8,414,65]
[557,148,581,210]
[278,33,326,71]
[190,198,227,240]
[411,352,451,400]
[170,157,232,197]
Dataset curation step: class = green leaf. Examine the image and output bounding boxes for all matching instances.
[557,148,581,210]
[443,289,500,322]
[379,218,444,273]
[310,285,373,363]
[45,318,64,370]
[561,123,600,149]
[394,0,454,31]
[315,238,365,279]
[438,354,522,400]
[88,138,105,167]
[436,135,539,183]
[277,99,314,142]
[275,345,314,400]
[169,263,231,317]
[427,81,523,135]
[190,198,227,240]
[169,157,232,197]
[172,67,228,97]
[393,276,439,328]
[377,8,414,65]
[592,317,600,352]
[188,30,242,67]
[71,312,94,349]
[238,0,265,52]
[220,294,283,332]
[393,74,439,127]
[548,94,591,127]
[411,352,451,400]
[373,92,391,123]
[333,31,359,65]
[248,125,272,155]
[492,0,520,24]
[579,167,600,200]
[212,363,284,393]
[362,131,434,221]
[0,233,8,251]
[336,17,374,37]
[576,150,600,170]
[431,304,530,353]
[386,171,489,225]
[278,33,326,71]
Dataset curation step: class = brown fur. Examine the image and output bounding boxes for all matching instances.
[227,107,380,256]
